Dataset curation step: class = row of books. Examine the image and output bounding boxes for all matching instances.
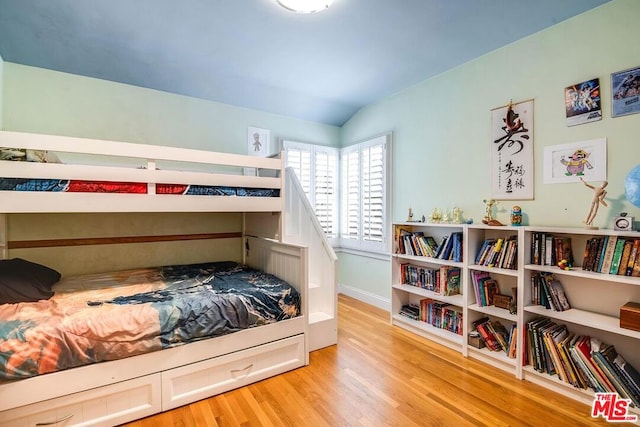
[396,228,463,262]
[399,264,461,296]
[470,270,499,307]
[472,317,517,358]
[530,233,574,266]
[530,272,571,312]
[583,236,640,276]
[526,317,640,406]
[474,235,517,270]
[398,300,463,335]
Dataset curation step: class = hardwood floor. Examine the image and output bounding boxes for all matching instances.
[122,294,628,426]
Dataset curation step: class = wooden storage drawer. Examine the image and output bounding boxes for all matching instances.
[0,374,161,427]
[162,334,305,410]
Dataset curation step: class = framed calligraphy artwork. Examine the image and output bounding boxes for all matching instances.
[491,99,534,200]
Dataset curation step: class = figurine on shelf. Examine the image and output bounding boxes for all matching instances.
[429,208,442,223]
[407,207,414,222]
[510,205,523,226]
[580,177,608,229]
[452,207,462,224]
[482,199,504,226]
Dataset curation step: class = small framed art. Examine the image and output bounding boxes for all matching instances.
[564,78,602,126]
[611,65,640,117]
[543,138,607,184]
[247,126,270,157]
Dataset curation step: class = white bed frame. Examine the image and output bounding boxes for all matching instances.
[0,131,309,426]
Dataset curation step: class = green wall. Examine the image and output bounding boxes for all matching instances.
[338,0,640,308]
[3,63,340,152]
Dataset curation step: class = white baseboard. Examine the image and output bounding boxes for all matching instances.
[337,283,390,312]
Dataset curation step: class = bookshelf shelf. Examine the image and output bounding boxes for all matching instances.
[468,303,516,322]
[395,253,464,268]
[468,346,517,368]
[392,284,463,306]
[524,304,640,340]
[469,264,518,276]
[391,223,640,418]
[391,314,464,348]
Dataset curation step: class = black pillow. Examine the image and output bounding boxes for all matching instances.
[0,258,61,304]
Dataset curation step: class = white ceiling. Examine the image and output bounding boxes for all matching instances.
[0,0,611,126]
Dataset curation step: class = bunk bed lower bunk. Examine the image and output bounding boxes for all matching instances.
[0,131,309,426]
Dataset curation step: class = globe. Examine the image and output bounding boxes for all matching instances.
[625,165,640,207]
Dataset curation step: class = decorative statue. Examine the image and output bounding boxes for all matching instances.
[510,205,523,226]
[580,177,608,229]
[452,207,462,224]
[482,199,504,226]
[407,207,414,222]
[429,208,442,223]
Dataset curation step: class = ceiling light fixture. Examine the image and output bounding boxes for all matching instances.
[276,0,334,14]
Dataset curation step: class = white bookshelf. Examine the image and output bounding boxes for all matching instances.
[390,222,640,420]
[390,222,466,352]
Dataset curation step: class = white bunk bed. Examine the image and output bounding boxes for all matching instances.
[0,131,309,426]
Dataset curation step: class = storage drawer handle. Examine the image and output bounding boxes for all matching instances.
[35,414,74,426]
[230,363,254,374]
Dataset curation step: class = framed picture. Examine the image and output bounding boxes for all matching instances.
[564,78,602,126]
[491,99,534,200]
[247,126,270,157]
[611,65,640,117]
[543,138,607,184]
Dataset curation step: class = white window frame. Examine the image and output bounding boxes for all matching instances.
[282,140,339,243]
[339,133,391,254]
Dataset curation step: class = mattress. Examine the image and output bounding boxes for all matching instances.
[0,178,280,197]
[0,261,300,382]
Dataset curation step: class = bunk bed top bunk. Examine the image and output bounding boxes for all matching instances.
[0,131,308,425]
[0,130,285,213]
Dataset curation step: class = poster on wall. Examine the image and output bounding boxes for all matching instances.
[611,65,640,117]
[491,99,534,200]
[543,138,607,184]
[564,78,602,126]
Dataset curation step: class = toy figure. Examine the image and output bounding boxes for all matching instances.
[482,199,504,226]
[557,259,571,270]
[580,177,608,228]
[510,205,522,226]
[452,207,462,224]
[407,207,414,222]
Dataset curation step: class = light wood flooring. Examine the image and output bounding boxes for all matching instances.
[122,294,632,426]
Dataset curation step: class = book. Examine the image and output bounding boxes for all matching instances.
[600,236,618,273]
[548,279,571,311]
[609,238,626,274]
[617,239,634,275]
[626,239,640,276]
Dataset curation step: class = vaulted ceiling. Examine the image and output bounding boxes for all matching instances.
[0,0,611,126]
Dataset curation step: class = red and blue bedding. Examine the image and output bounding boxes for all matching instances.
[0,261,300,382]
[0,178,280,197]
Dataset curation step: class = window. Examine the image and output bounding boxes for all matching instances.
[283,133,391,254]
[283,141,339,239]
[340,134,391,253]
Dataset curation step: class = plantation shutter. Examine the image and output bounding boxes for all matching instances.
[362,143,384,243]
[284,141,338,239]
[315,150,338,238]
[339,134,390,252]
[341,149,360,241]
[285,147,312,200]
